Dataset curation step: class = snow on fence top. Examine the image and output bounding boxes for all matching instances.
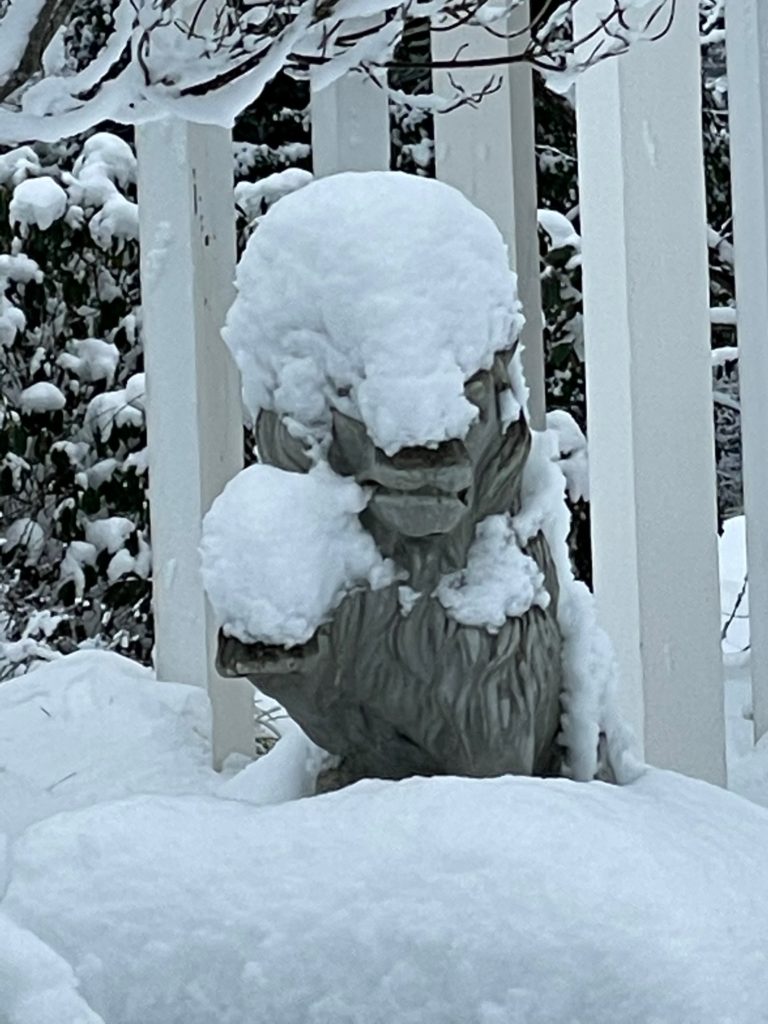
[223,171,524,456]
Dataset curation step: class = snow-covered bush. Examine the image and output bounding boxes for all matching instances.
[0,133,150,674]
[0,0,322,676]
[713,347,741,522]
[0,118,319,675]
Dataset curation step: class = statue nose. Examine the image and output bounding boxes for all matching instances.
[367,439,473,493]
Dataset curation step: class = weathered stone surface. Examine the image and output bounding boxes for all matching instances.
[218,353,564,786]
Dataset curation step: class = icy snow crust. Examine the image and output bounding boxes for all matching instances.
[201,464,395,646]
[223,171,524,456]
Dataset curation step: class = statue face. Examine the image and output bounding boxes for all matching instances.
[254,348,527,540]
[328,411,473,537]
[327,361,520,538]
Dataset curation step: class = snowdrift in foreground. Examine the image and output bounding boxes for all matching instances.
[4,771,768,1024]
[0,650,243,839]
[2,651,768,1024]
[0,914,104,1024]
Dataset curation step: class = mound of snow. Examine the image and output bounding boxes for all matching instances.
[10,176,67,232]
[0,651,237,838]
[201,463,395,646]
[57,337,120,385]
[1,518,45,565]
[4,770,768,1024]
[0,146,40,188]
[234,167,313,221]
[546,408,589,502]
[2,649,768,1022]
[538,207,581,251]
[217,718,327,807]
[0,914,104,1024]
[224,171,524,455]
[84,516,135,554]
[18,381,65,413]
[69,132,136,205]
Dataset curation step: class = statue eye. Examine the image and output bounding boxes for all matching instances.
[336,385,352,398]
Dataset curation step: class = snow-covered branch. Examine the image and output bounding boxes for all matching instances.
[0,0,674,143]
[0,0,80,101]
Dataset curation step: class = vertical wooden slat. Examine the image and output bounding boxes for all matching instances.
[575,0,726,784]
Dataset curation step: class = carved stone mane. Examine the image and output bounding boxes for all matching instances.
[218,351,565,788]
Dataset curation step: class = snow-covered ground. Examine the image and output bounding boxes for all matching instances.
[1,519,767,1023]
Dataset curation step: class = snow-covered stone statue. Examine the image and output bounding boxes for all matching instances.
[202,172,633,789]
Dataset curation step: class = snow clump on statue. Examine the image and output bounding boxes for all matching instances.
[201,464,396,647]
[223,171,524,456]
[436,514,550,629]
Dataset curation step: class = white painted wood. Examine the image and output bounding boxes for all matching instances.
[725,0,768,742]
[431,5,545,428]
[310,60,390,175]
[574,0,726,784]
[136,118,254,770]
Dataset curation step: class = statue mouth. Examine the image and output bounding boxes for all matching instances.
[368,485,470,537]
[217,633,319,678]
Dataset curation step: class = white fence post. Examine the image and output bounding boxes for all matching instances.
[431,4,545,428]
[574,2,726,784]
[726,0,768,742]
[310,59,390,175]
[136,119,254,770]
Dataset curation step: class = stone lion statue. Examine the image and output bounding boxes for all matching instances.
[206,171,632,790]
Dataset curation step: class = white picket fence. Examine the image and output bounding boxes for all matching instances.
[137,1,763,784]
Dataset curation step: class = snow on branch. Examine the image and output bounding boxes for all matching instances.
[0,0,675,143]
[0,0,78,101]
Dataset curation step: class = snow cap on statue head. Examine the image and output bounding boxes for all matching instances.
[223,171,525,458]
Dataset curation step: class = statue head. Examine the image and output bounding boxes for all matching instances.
[253,347,531,587]
[225,170,531,586]
[224,171,526,459]
[326,350,531,537]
